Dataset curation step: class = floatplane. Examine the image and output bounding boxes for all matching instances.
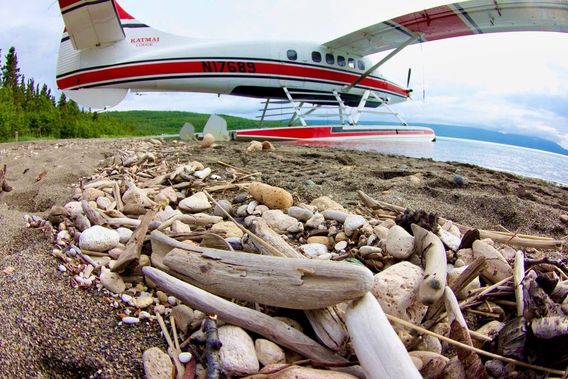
[56,0,568,142]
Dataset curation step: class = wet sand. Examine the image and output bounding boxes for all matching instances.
[0,138,566,377]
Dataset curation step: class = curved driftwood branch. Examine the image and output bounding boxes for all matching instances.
[143,267,349,365]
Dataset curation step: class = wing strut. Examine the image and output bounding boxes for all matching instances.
[344,33,422,91]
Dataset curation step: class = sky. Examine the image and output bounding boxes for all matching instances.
[1,0,567,148]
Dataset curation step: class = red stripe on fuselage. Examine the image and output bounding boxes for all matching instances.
[236,126,434,139]
[394,5,474,40]
[56,60,407,96]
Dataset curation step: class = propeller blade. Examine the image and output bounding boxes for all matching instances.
[406,68,412,88]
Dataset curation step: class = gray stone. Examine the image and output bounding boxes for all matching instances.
[79,225,120,252]
[287,206,314,222]
[179,192,211,213]
[343,214,366,236]
[100,268,126,294]
[262,210,303,234]
[213,199,234,218]
[254,339,285,366]
[218,325,259,375]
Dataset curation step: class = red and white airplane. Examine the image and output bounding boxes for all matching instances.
[56,0,568,141]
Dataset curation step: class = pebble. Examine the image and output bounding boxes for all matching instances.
[64,201,83,216]
[155,187,177,205]
[453,174,466,186]
[472,240,513,282]
[262,210,303,234]
[57,264,67,272]
[386,225,415,259]
[371,261,428,324]
[247,140,263,152]
[213,199,234,218]
[179,192,212,213]
[305,213,325,229]
[211,221,244,238]
[143,347,174,379]
[171,304,195,334]
[194,167,212,179]
[167,296,178,306]
[156,291,168,304]
[83,187,105,202]
[56,230,71,246]
[334,240,348,251]
[322,210,349,223]
[310,196,345,211]
[343,214,366,236]
[300,243,328,258]
[79,225,120,252]
[121,316,140,324]
[134,293,154,309]
[218,325,259,375]
[179,352,193,364]
[306,236,331,247]
[359,245,382,257]
[171,220,191,233]
[100,268,126,294]
[560,214,568,224]
[255,339,286,366]
[287,206,314,221]
[96,196,114,211]
[116,227,133,244]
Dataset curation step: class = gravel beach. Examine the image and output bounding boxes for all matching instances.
[0,138,566,378]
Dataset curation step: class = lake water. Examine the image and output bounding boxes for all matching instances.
[288,137,568,186]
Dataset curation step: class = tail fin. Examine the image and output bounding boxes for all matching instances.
[57,0,140,108]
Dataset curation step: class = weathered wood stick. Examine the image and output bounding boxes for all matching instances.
[158,214,223,231]
[346,293,421,379]
[387,314,565,376]
[250,218,304,258]
[356,190,406,214]
[81,200,105,225]
[83,179,115,189]
[112,208,157,273]
[513,250,525,317]
[163,248,373,310]
[424,257,486,326]
[478,230,562,249]
[412,224,447,306]
[143,267,349,365]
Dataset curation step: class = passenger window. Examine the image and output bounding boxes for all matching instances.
[348,58,356,69]
[337,56,346,67]
[287,49,297,61]
[312,51,322,62]
[358,60,365,70]
[325,53,335,65]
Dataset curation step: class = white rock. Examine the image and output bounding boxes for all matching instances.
[438,228,461,252]
[179,192,212,213]
[386,225,415,259]
[83,187,105,202]
[211,221,244,238]
[96,196,114,211]
[79,225,120,252]
[167,296,178,306]
[300,243,328,258]
[254,339,286,366]
[155,187,177,205]
[122,316,140,324]
[373,225,390,240]
[64,201,83,216]
[262,210,303,234]
[310,196,345,211]
[134,293,154,309]
[143,347,174,379]
[172,220,191,234]
[56,230,71,245]
[359,246,382,257]
[343,214,366,237]
[156,206,182,222]
[171,304,196,334]
[305,213,325,229]
[100,268,126,294]
[116,227,133,244]
[218,325,259,375]
[371,261,427,324]
[334,240,348,251]
[316,253,332,260]
[287,206,314,221]
[194,167,212,179]
[58,264,67,272]
[179,352,193,364]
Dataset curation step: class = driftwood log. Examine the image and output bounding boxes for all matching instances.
[143,266,349,365]
[163,247,373,310]
[0,165,13,193]
[250,217,349,351]
[345,293,421,379]
[112,209,157,273]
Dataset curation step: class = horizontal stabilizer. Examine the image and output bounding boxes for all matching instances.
[64,88,128,109]
[59,0,125,50]
[324,0,568,56]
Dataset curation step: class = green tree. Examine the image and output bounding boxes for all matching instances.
[1,47,21,90]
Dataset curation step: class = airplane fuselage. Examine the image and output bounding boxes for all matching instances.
[56,23,410,108]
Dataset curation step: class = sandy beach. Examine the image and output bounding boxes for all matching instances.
[0,138,566,378]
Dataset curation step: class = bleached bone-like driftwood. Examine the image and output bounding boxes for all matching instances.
[346,293,421,379]
[412,224,447,305]
[163,247,373,310]
[251,217,349,351]
[143,267,349,365]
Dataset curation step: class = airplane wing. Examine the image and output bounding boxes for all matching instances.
[324,0,568,56]
[59,0,125,50]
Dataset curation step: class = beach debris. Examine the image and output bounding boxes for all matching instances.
[35,169,48,182]
[24,139,568,378]
[0,164,13,193]
[200,133,215,148]
[248,181,293,209]
[246,140,263,152]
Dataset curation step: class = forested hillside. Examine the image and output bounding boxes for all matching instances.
[0,47,146,142]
